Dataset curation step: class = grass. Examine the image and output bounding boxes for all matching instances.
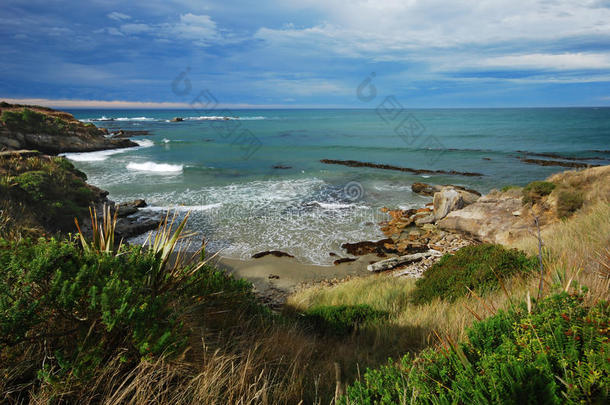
[1,164,608,403]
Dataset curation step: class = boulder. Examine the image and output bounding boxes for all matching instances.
[171,117,184,122]
[437,194,532,244]
[412,182,441,196]
[432,186,480,221]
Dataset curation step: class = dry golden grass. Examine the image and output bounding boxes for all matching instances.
[511,199,610,302]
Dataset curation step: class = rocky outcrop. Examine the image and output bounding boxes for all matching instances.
[437,193,533,245]
[433,186,480,221]
[0,104,136,154]
[171,117,184,122]
[341,238,395,256]
[320,159,483,177]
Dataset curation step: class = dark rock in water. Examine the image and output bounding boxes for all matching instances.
[112,199,148,218]
[115,218,160,239]
[412,182,481,197]
[272,165,292,169]
[412,182,441,196]
[268,274,280,279]
[329,252,338,257]
[333,257,357,265]
[320,159,483,177]
[112,130,150,138]
[341,238,395,256]
[520,158,599,169]
[252,250,295,259]
[517,151,605,161]
[171,117,184,122]
[483,157,491,161]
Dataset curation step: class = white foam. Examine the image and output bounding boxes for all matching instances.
[421,175,431,178]
[308,201,354,210]
[61,149,125,162]
[133,139,154,147]
[142,203,222,212]
[162,138,170,143]
[126,162,183,173]
[185,116,266,121]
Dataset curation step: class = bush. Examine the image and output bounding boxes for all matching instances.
[557,190,584,219]
[301,304,387,336]
[1,156,95,232]
[342,292,610,404]
[412,244,538,304]
[0,108,68,135]
[0,237,257,398]
[522,180,556,205]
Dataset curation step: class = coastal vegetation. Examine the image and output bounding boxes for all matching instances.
[0,154,98,236]
[0,105,607,403]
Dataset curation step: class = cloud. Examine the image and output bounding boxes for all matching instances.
[120,23,152,35]
[159,13,220,45]
[107,12,131,21]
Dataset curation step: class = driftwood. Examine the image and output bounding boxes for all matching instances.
[367,250,442,272]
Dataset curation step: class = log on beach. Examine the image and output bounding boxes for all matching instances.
[367,250,442,272]
[320,159,483,177]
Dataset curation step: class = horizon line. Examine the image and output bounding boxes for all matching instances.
[1,97,609,110]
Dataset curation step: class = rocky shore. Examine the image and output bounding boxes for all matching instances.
[0,103,156,241]
[0,103,136,154]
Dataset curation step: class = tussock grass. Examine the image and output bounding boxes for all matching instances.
[511,199,610,301]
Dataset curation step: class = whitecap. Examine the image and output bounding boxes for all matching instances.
[126,162,183,173]
[142,203,222,212]
[62,149,128,162]
[421,175,431,178]
[133,139,154,147]
[307,201,354,210]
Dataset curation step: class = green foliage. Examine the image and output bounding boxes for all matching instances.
[0,237,257,392]
[557,190,584,219]
[522,180,556,205]
[501,184,520,192]
[1,156,94,232]
[342,292,610,404]
[412,244,538,304]
[301,304,387,336]
[0,108,68,135]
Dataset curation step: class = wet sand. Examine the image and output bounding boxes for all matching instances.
[212,254,379,296]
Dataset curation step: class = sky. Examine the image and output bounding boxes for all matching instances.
[1,0,610,108]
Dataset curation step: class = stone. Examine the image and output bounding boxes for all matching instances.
[437,194,533,244]
[171,117,184,122]
[252,250,294,259]
[367,250,442,272]
[432,186,480,221]
[412,182,442,196]
[341,238,395,256]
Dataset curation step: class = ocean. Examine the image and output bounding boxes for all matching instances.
[65,108,610,265]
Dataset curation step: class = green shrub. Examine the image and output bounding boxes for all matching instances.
[342,292,609,404]
[0,237,258,394]
[301,304,387,336]
[522,180,556,205]
[2,156,95,231]
[557,190,584,219]
[501,184,520,192]
[412,244,538,304]
[0,108,68,135]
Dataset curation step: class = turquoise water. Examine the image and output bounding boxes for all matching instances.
[65,108,610,264]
